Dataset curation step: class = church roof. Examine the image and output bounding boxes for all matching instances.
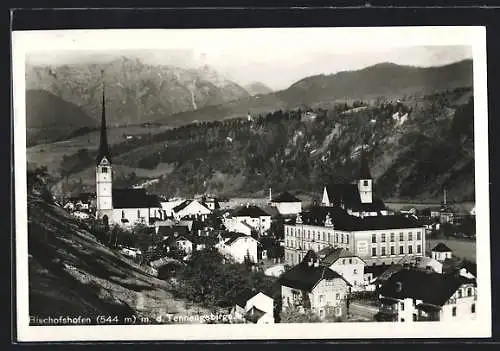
[359,149,372,179]
[324,183,386,213]
[97,74,111,165]
[271,192,301,203]
[112,188,161,209]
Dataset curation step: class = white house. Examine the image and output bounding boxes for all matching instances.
[231,205,272,235]
[231,290,274,324]
[279,252,351,320]
[431,243,453,262]
[223,218,254,236]
[216,232,259,263]
[317,247,366,291]
[171,200,212,221]
[378,269,477,322]
[264,264,286,278]
[71,210,91,220]
[270,191,302,216]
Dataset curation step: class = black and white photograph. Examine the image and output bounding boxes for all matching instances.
[12,26,490,341]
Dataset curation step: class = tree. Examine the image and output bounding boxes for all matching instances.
[280,306,321,323]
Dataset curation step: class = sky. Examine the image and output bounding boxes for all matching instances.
[21,27,475,90]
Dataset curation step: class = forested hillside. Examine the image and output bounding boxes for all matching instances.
[56,86,474,202]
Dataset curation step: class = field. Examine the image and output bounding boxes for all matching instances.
[427,238,476,262]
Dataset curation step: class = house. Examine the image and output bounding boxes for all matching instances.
[320,150,389,217]
[71,210,91,220]
[216,232,259,263]
[264,264,286,278]
[230,205,272,235]
[270,191,302,216]
[231,289,274,324]
[284,206,426,266]
[317,247,366,290]
[171,200,212,221]
[377,269,477,322]
[223,219,254,236]
[160,198,186,217]
[432,243,453,262]
[279,251,351,320]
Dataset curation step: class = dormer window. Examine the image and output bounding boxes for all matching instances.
[101,167,108,173]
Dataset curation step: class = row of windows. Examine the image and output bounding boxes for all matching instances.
[285,240,349,253]
[372,244,422,257]
[371,231,421,243]
[285,227,349,244]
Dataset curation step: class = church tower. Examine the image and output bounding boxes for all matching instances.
[358,147,373,204]
[96,71,113,219]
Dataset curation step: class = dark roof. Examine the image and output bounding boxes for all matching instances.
[233,205,270,217]
[459,261,477,276]
[245,306,266,323]
[221,232,256,245]
[157,225,189,237]
[432,243,452,252]
[318,247,361,266]
[272,192,301,203]
[112,188,161,208]
[278,261,350,292]
[324,184,385,212]
[379,269,475,306]
[234,288,258,308]
[296,206,423,231]
[172,200,191,213]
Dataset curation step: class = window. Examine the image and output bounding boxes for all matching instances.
[382,247,386,256]
[319,309,325,318]
[346,235,349,244]
[335,233,339,243]
[319,295,325,304]
[452,307,457,317]
[336,293,341,300]
[471,304,476,313]
[408,245,413,254]
[363,180,368,186]
[323,232,326,241]
[381,233,386,243]
[417,231,421,240]
[412,313,417,321]
[401,318,405,322]
[458,289,463,298]
[137,209,140,219]
[342,259,346,264]
[390,246,395,255]
[121,210,125,219]
[341,234,344,243]
[408,232,413,241]
[400,246,404,254]
[467,288,472,297]
[399,232,404,241]
[390,233,395,242]
[353,269,358,274]
[372,234,377,243]
[349,258,352,264]
[101,167,108,173]
[372,247,377,257]
[417,245,421,254]
[307,230,310,239]
[400,302,405,311]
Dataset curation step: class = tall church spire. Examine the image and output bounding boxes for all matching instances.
[97,70,111,165]
[359,145,372,179]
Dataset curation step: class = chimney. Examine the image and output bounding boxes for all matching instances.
[313,260,319,267]
[308,258,313,267]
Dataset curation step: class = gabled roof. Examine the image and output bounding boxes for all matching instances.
[112,188,161,209]
[295,206,422,231]
[271,192,301,203]
[234,288,258,308]
[220,232,257,245]
[379,269,475,306]
[157,225,189,237]
[233,205,270,218]
[432,243,452,252]
[278,261,350,292]
[318,247,363,266]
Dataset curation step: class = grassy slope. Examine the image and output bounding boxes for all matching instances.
[27,196,211,323]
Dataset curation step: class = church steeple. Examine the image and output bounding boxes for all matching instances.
[97,70,111,165]
[359,145,372,179]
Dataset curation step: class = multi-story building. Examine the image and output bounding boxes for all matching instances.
[377,268,477,322]
[284,206,425,266]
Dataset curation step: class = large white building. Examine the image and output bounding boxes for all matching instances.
[270,191,302,216]
[95,77,165,227]
[284,153,425,266]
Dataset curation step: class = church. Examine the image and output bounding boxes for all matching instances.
[321,150,389,217]
[95,76,165,227]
